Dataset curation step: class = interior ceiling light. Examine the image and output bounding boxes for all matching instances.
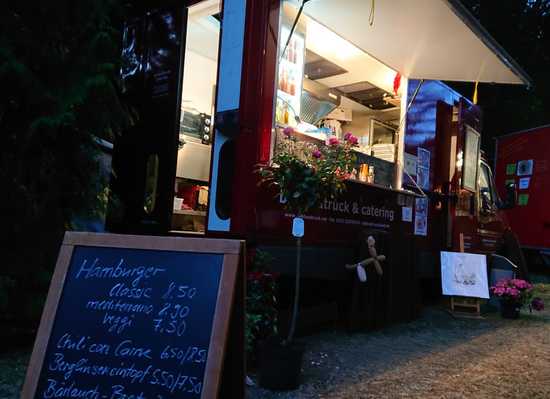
[306,18,363,61]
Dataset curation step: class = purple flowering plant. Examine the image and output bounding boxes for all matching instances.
[490,278,544,311]
[532,297,545,311]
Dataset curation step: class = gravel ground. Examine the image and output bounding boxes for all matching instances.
[247,284,550,399]
[2,286,549,399]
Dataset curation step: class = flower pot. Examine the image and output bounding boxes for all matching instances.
[500,301,521,319]
[258,336,304,390]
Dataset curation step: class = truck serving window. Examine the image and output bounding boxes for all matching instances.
[271,0,406,189]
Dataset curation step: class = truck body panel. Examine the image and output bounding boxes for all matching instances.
[495,125,550,250]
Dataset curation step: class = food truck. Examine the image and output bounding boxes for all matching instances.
[495,125,550,271]
[107,0,531,327]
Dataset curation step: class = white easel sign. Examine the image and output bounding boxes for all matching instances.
[440,251,489,299]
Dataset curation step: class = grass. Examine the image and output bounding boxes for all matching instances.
[0,351,30,399]
[533,282,550,296]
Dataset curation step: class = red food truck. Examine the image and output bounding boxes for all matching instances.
[106,0,531,329]
[495,125,550,271]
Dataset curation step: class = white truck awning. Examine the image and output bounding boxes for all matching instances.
[300,0,531,86]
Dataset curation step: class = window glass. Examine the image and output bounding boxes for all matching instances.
[172,1,221,233]
[371,120,395,145]
[463,126,480,191]
[144,154,159,214]
[180,4,220,141]
[479,162,495,206]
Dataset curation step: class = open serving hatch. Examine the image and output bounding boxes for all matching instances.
[270,0,531,194]
[286,0,531,86]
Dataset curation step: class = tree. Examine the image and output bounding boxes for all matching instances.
[258,130,357,343]
[452,0,550,158]
[0,0,132,325]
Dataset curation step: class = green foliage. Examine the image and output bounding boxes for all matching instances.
[453,0,550,153]
[314,135,358,201]
[0,1,132,325]
[245,250,278,356]
[0,277,16,315]
[258,129,357,216]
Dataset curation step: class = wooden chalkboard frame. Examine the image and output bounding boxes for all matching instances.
[21,232,243,399]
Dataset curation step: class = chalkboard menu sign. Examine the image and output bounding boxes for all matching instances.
[22,232,243,399]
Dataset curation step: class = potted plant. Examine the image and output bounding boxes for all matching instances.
[256,128,357,389]
[245,249,279,368]
[490,278,544,319]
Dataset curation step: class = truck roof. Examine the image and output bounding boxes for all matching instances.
[496,124,550,140]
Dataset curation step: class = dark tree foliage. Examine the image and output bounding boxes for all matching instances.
[452,0,550,158]
[0,1,132,324]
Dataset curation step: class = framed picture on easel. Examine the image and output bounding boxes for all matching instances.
[440,251,490,299]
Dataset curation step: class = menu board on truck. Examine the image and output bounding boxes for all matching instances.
[462,126,481,192]
[414,197,428,236]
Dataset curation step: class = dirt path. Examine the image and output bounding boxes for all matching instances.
[248,288,550,399]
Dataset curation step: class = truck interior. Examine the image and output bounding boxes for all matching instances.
[171,1,221,234]
[273,1,405,189]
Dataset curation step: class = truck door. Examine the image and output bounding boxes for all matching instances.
[477,161,505,253]
[433,99,481,252]
[107,0,247,235]
[107,3,186,233]
[452,100,482,252]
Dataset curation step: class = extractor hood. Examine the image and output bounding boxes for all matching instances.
[336,81,398,111]
[300,78,341,124]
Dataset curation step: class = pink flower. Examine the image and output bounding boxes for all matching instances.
[343,132,359,145]
[312,149,322,159]
[283,127,294,137]
[495,279,508,288]
[509,288,520,297]
[493,287,505,296]
[510,279,532,290]
[510,279,523,288]
[328,137,339,146]
[348,135,359,145]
